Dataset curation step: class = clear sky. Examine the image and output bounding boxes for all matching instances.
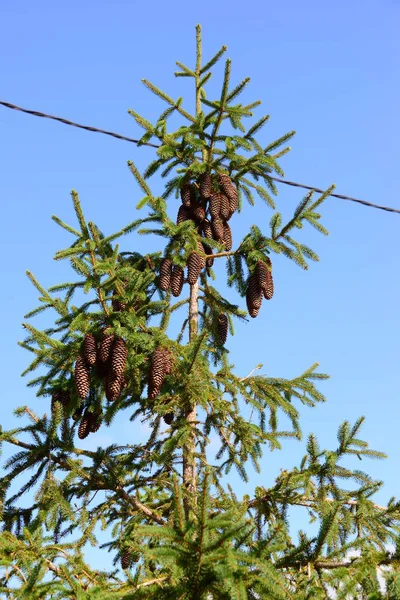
[1,0,399,567]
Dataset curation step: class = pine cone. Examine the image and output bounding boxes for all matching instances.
[148,347,166,399]
[223,222,233,251]
[246,274,263,318]
[105,373,122,402]
[209,193,221,219]
[199,173,212,199]
[74,356,90,399]
[180,182,193,207]
[171,265,184,297]
[159,258,172,291]
[255,261,269,291]
[217,314,229,345]
[202,219,213,240]
[211,218,224,242]
[162,348,173,375]
[163,412,174,425]
[191,204,206,223]
[203,243,214,268]
[121,550,132,570]
[177,205,192,225]
[111,337,127,377]
[219,173,238,207]
[78,415,91,440]
[82,334,97,367]
[264,268,274,300]
[99,328,115,365]
[187,251,203,284]
[219,194,231,221]
[87,409,102,433]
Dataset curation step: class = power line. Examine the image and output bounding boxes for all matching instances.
[1,99,399,216]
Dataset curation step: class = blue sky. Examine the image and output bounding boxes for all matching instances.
[1,0,399,568]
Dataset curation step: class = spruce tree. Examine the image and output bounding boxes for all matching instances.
[1,25,400,599]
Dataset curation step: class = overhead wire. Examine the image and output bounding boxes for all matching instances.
[1,99,399,215]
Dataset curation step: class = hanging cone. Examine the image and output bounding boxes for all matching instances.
[202,219,213,240]
[159,258,172,291]
[105,373,122,402]
[255,261,269,291]
[163,412,174,425]
[264,268,274,300]
[217,314,229,345]
[211,218,224,242]
[223,222,233,251]
[187,251,203,284]
[171,265,184,297]
[191,204,206,223]
[219,173,238,205]
[199,173,212,199]
[177,205,192,225]
[74,356,90,399]
[78,415,91,440]
[99,328,115,365]
[219,194,231,221]
[203,243,214,268]
[246,274,263,318]
[121,550,132,570]
[86,408,102,433]
[111,337,127,377]
[148,347,166,399]
[82,334,97,367]
[209,193,221,219]
[162,348,173,375]
[180,182,193,207]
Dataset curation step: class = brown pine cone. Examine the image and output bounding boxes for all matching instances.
[217,314,229,345]
[159,258,172,291]
[211,218,225,242]
[264,268,274,300]
[255,261,269,291]
[202,219,213,240]
[99,328,115,365]
[180,182,193,207]
[74,356,90,399]
[51,390,69,406]
[209,193,221,219]
[219,173,238,206]
[112,289,127,313]
[162,348,173,375]
[78,415,91,440]
[105,373,122,402]
[86,408,102,433]
[187,251,203,284]
[219,194,231,221]
[121,550,132,570]
[223,222,233,251]
[82,334,97,367]
[111,337,127,377]
[177,205,192,225]
[203,243,214,268]
[191,204,206,223]
[199,173,212,199]
[246,274,263,318]
[148,347,166,399]
[163,412,174,425]
[171,265,184,297]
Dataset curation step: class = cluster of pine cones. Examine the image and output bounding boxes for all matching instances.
[74,403,102,440]
[159,172,238,293]
[246,259,274,318]
[148,346,174,424]
[120,549,140,570]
